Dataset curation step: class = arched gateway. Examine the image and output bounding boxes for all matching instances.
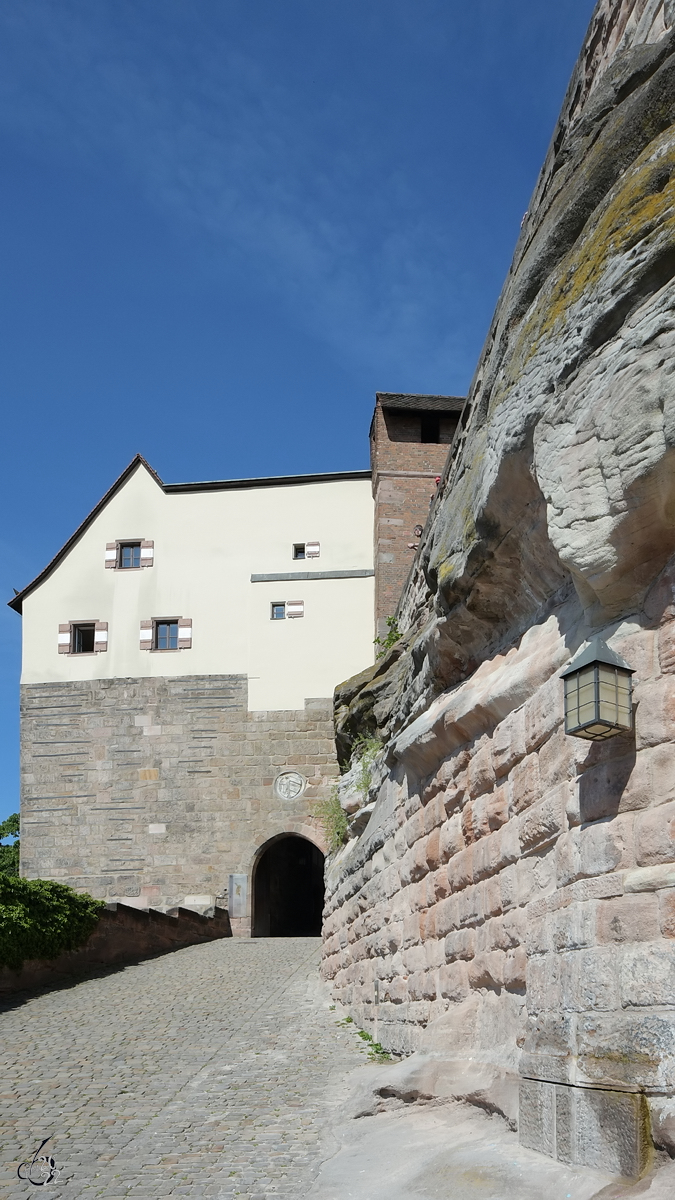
[252,834,325,937]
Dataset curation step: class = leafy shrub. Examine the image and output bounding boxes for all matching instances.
[0,876,106,970]
[0,813,20,877]
[352,735,381,802]
[313,786,348,854]
[373,616,401,659]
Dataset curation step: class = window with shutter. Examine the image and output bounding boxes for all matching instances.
[286,600,304,618]
[305,542,320,558]
[106,539,154,568]
[59,621,108,654]
[140,618,192,649]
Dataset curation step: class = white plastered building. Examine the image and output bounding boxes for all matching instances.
[10,455,374,933]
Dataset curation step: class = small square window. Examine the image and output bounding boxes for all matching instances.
[293,544,306,560]
[119,542,141,569]
[271,603,286,620]
[72,623,96,654]
[155,620,179,649]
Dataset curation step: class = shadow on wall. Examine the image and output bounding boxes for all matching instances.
[253,834,325,937]
[577,736,637,824]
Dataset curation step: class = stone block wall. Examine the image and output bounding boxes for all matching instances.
[323,0,675,1176]
[323,575,675,1167]
[0,902,232,996]
[20,675,336,931]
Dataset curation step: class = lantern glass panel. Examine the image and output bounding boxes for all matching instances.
[564,675,579,729]
[617,676,632,729]
[577,666,597,726]
[598,664,619,724]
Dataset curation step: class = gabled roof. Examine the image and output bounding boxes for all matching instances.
[8,454,371,614]
[376,392,465,413]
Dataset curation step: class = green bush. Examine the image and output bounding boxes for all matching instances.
[352,735,381,802]
[313,786,348,854]
[0,876,106,971]
[373,616,401,659]
[0,813,20,876]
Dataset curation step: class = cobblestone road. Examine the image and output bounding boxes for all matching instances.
[1,938,367,1199]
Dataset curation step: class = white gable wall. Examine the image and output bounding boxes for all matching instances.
[21,463,375,711]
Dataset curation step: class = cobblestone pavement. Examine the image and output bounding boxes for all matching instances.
[1,938,368,1199]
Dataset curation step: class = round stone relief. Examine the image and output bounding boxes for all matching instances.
[274,770,306,800]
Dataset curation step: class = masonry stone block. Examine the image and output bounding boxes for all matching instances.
[519,785,567,854]
[467,742,495,800]
[620,943,675,1008]
[635,800,675,866]
[519,1078,556,1159]
[552,900,597,952]
[562,947,619,1012]
[446,846,473,893]
[659,888,675,937]
[468,950,505,990]
[577,752,642,824]
[491,708,526,780]
[634,675,675,750]
[521,1080,650,1177]
[508,753,540,816]
[424,792,446,834]
[578,818,625,877]
[524,677,562,755]
[444,928,475,962]
[438,961,469,1002]
[596,893,659,944]
[503,946,527,991]
[434,896,458,938]
[525,953,560,1017]
[483,873,502,918]
[439,813,464,862]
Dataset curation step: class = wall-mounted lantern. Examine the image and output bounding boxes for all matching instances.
[561,637,634,741]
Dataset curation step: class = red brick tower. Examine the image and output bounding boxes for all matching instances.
[370,393,464,637]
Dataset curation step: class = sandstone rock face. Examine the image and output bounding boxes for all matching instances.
[325,0,675,1177]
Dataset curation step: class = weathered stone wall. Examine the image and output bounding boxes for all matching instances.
[20,675,335,932]
[325,0,675,1175]
[0,901,232,996]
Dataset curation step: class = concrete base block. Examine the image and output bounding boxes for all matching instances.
[520,1079,651,1178]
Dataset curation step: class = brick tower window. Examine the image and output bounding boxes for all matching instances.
[420,413,440,443]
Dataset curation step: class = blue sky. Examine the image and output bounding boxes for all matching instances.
[0,0,597,825]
